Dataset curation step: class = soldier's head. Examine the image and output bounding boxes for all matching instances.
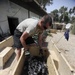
[42,15,52,30]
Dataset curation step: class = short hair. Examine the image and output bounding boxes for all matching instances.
[43,15,52,26]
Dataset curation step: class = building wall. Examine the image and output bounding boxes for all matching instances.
[0,0,10,34]
[0,0,41,35]
[30,11,39,19]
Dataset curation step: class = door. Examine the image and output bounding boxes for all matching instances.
[8,17,19,35]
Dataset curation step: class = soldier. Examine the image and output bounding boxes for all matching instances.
[13,15,52,60]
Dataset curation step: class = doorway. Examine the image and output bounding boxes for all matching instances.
[8,17,19,35]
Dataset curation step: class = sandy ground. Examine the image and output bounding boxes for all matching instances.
[49,31,75,70]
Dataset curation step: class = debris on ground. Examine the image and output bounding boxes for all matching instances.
[21,56,48,75]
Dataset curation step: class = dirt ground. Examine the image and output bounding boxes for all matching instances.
[48,31,75,70]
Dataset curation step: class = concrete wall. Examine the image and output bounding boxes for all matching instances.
[0,0,41,34]
[30,11,39,19]
[0,0,10,34]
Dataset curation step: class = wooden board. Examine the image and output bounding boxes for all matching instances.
[0,47,14,69]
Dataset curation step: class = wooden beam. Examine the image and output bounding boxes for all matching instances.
[0,47,14,69]
[50,40,75,75]
[11,49,25,75]
[0,36,14,52]
[47,55,59,75]
[50,50,59,70]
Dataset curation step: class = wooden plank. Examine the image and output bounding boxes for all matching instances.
[11,49,25,75]
[0,47,14,69]
[50,50,59,70]
[50,40,74,75]
[11,48,59,75]
[47,53,59,75]
[0,36,14,52]
[0,53,16,75]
